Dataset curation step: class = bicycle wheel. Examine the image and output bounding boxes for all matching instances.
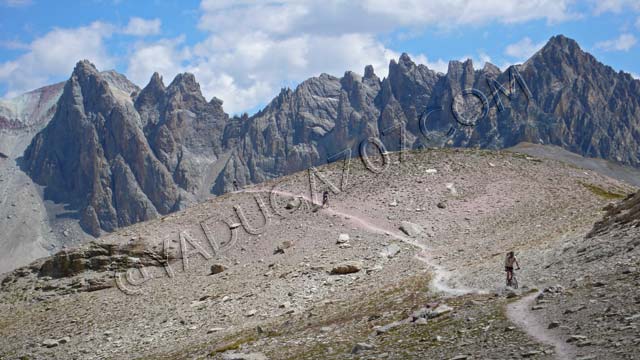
[512,276,518,289]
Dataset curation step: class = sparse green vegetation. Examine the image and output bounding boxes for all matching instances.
[210,335,257,354]
[580,182,626,200]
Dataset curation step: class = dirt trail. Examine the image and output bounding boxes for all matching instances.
[507,292,575,360]
[244,188,573,359]
[244,188,481,296]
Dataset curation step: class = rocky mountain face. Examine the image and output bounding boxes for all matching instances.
[217,35,640,193]
[22,61,230,237]
[19,35,640,239]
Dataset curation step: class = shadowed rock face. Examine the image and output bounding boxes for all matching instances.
[21,35,640,236]
[22,61,229,236]
[589,191,640,237]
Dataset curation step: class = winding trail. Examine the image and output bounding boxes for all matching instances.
[507,292,575,360]
[242,187,573,359]
[244,188,477,296]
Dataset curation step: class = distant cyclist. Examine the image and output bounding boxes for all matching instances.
[233,180,239,191]
[505,251,520,287]
[322,191,329,208]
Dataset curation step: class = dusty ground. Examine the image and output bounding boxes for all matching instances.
[0,147,638,360]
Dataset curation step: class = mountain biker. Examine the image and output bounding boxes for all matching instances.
[233,180,239,191]
[505,251,520,287]
[322,191,329,208]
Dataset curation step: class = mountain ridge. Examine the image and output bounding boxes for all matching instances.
[2,34,640,271]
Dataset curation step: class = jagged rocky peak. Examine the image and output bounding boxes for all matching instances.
[362,64,381,90]
[15,34,640,242]
[398,52,415,68]
[447,58,474,75]
[364,64,376,79]
[340,70,362,90]
[68,60,112,104]
[148,72,166,91]
[137,72,166,102]
[209,96,223,107]
[165,72,207,104]
[543,34,582,54]
[73,59,98,76]
[23,61,184,236]
[482,62,501,76]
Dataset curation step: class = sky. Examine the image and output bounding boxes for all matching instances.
[1,0,639,115]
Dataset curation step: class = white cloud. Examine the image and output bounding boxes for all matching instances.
[595,33,637,51]
[180,32,400,113]
[0,39,29,50]
[126,37,189,87]
[2,0,31,7]
[361,0,576,26]
[416,55,448,74]
[505,37,546,60]
[0,0,581,112]
[0,22,115,98]
[184,0,577,114]
[199,0,576,34]
[591,0,640,14]
[122,17,161,36]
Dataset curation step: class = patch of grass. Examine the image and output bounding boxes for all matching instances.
[210,335,257,354]
[579,182,626,200]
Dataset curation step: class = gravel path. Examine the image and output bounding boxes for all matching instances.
[507,292,575,360]
[249,187,577,359]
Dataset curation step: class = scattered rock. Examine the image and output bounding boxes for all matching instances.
[380,243,401,258]
[399,221,423,237]
[210,264,227,275]
[337,234,350,244]
[221,352,268,360]
[351,342,375,354]
[446,183,458,196]
[425,169,438,174]
[567,335,588,343]
[279,301,291,309]
[245,309,257,317]
[330,261,362,275]
[274,241,292,254]
[437,202,447,209]
[207,327,225,334]
[285,197,300,210]
[41,339,59,348]
[431,304,453,318]
[548,321,560,329]
[521,350,541,358]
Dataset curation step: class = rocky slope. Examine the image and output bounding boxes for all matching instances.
[0,147,637,359]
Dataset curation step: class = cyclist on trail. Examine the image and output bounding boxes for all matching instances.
[322,191,329,208]
[505,251,520,287]
[233,180,239,191]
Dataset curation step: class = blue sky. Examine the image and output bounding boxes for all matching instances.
[1,0,639,114]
